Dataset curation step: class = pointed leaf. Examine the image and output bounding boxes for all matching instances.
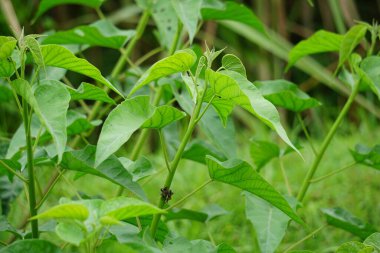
[222,54,246,77]
[250,140,280,170]
[31,203,89,221]
[67,82,115,104]
[40,44,123,97]
[25,36,44,68]
[350,144,380,170]
[287,30,343,70]
[257,80,321,112]
[95,96,155,166]
[141,105,186,129]
[0,239,62,253]
[118,156,156,182]
[321,207,376,239]
[206,156,302,224]
[0,36,17,59]
[171,0,203,43]
[129,49,197,96]
[34,0,104,21]
[43,20,135,49]
[11,79,70,161]
[201,1,265,34]
[61,145,146,200]
[101,197,165,220]
[55,222,84,246]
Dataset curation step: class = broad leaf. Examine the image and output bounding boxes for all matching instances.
[31,203,89,221]
[245,193,296,253]
[129,49,197,96]
[43,20,135,49]
[34,0,104,21]
[55,222,84,246]
[206,69,299,154]
[350,144,380,170]
[222,54,246,77]
[201,1,265,34]
[206,156,302,224]
[67,82,115,104]
[0,36,17,59]
[321,207,376,239]
[11,79,70,161]
[287,30,343,70]
[40,44,123,97]
[250,140,280,170]
[0,239,62,253]
[61,145,146,200]
[100,197,165,220]
[256,80,321,112]
[338,24,368,70]
[118,156,155,182]
[183,139,227,164]
[142,105,185,129]
[360,56,380,100]
[171,0,203,43]
[95,96,155,166]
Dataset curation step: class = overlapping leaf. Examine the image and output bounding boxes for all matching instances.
[206,156,302,224]
[222,54,246,77]
[67,82,115,104]
[142,105,186,129]
[55,222,84,246]
[183,139,227,164]
[0,36,17,59]
[43,20,135,49]
[250,140,280,170]
[31,203,89,221]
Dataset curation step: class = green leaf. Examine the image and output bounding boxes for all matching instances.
[0,159,21,180]
[171,0,203,43]
[183,139,227,164]
[141,105,186,129]
[364,233,380,251]
[100,197,165,220]
[338,24,368,70]
[287,30,343,70]
[118,156,156,182]
[0,59,14,78]
[55,222,84,246]
[129,49,196,96]
[256,80,321,112]
[206,69,299,155]
[40,44,123,97]
[245,193,296,253]
[360,56,380,100]
[151,0,178,49]
[336,242,368,253]
[11,79,70,161]
[0,239,62,253]
[165,208,208,223]
[250,140,280,170]
[350,144,380,170]
[25,36,44,68]
[67,82,115,104]
[206,156,302,224]
[321,207,377,239]
[43,20,135,49]
[0,216,21,237]
[61,145,146,200]
[34,0,104,21]
[201,1,265,35]
[222,54,246,77]
[31,203,89,221]
[0,36,17,59]
[95,96,155,166]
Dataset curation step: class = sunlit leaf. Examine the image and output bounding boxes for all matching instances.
[40,44,123,97]
[31,203,89,221]
[129,49,197,96]
[0,239,62,253]
[321,207,376,239]
[0,59,14,78]
[256,80,321,112]
[350,144,380,170]
[222,54,246,77]
[250,140,280,170]
[95,96,155,166]
[67,82,115,104]
[0,36,17,59]
[142,105,186,129]
[55,222,84,246]
[43,20,135,49]
[25,36,44,68]
[206,156,302,224]
[287,30,343,70]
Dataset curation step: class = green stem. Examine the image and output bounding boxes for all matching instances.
[22,100,38,238]
[297,83,360,202]
[279,158,292,196]
[296,112,317,156]
[327,0,346,34]
[165,179,212,211]
[283,224,327,253]
[158,129,171,172]
[309,162,356,183]
[150,91,206,238]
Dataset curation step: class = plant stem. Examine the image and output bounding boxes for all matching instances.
[279,158,292,196]
[296,112,317,156]
[165,179,212,211]
[309,162,357,183]
[150,91,206,238]
[22,100,38,238]
[297,83,360,202]
[158,129,171,172]
[327,0,346,34]
[283,224,327,253]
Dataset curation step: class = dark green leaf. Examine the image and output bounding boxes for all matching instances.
[67,82,115,104]
[350,144,380,170]
[0,239,62,253]
[360,56,380,100]
[0,159,21,180]
[0,85,13,103]
[183,139,227,164]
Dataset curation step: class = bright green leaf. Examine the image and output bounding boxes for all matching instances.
[31,203,89,221]
[222,54,246,77]
[287,30,343,70]
[206,156,303,224]
[0,36,17,59]
[40,44,123,97]
[95,96,155,166]
[364,233,380,251]
[321,207,376,239]
[55,222,84,246]
[67,82,115,104]
[350,144,380,170]
[336,241,368,253]
[0,59,14,78]
[25,36,44,68]
[142,105,186,129]
[250,140,280,171]
[0,239,62,253]
[129,49,196,96]
[43,20,135,49]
